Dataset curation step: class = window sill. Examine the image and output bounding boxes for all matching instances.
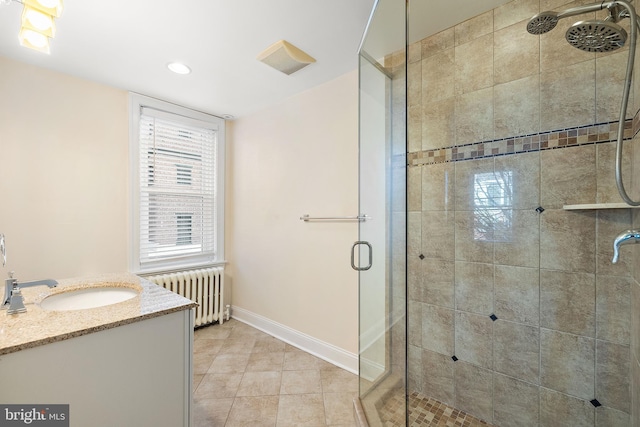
[134,260,228,277]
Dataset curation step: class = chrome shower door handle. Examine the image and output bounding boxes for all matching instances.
[351,241,372,271]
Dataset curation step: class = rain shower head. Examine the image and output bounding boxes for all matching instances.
[527,11,560,35]
[527,2,629,52]
[565,20,627,52]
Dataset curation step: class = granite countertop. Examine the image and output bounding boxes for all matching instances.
[0,273,197,355]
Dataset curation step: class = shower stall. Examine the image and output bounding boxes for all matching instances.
[356,0,640,425]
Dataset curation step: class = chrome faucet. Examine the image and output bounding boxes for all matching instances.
[612,229,640,263]
[2,272,58,314]
[0,234,59,313]
[5,272,25,314]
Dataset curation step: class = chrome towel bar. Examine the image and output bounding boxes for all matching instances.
[300,214,370,222]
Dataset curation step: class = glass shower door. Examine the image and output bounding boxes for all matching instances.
[356,0,406,424]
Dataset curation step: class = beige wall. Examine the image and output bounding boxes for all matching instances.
[0,56,129,281]
[227,70,359,354]
[0,54,359,357]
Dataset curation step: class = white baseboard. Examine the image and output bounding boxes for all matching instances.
[359,357,385,382]
[231,305,359,374]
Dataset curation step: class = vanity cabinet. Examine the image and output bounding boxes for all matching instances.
[0,307,193,427]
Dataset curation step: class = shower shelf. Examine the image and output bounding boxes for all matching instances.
[563,202,640,210]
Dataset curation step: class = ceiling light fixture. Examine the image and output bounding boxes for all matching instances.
[19,27,50,53]
[167,62,191,75]
[10,0,63,54]
[22,6,55,37]
[23,0,63,18]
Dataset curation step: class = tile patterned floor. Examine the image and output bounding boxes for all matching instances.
[192,319,359,426]
[406,393,493,427]
[377,391,493,427]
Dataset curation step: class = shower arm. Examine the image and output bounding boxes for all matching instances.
[555,2,618,19]
[612,0,640,205]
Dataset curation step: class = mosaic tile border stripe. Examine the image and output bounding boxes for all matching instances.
[408,119,635,167]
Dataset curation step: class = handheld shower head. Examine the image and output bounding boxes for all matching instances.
[527,11,560,35]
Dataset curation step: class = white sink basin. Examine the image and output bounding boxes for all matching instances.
[40,287,138,311]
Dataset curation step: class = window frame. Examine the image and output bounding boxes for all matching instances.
[129,93,225,274]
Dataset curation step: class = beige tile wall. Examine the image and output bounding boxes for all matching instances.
[407,0,637,425]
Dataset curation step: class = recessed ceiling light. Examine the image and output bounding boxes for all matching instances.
[167,62,191,75]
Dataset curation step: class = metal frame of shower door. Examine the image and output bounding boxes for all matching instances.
[356,16,409,427]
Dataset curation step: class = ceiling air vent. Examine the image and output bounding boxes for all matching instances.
[257,40,316,75]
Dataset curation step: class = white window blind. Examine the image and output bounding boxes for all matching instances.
[138,107,218,265]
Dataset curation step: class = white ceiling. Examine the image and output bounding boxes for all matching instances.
[0,0,513,119]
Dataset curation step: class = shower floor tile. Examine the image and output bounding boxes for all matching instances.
[378,391,494,426]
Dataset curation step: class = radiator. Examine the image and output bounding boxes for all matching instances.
[147,267,226,327]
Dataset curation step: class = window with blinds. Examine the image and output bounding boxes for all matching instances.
[136,104,220,268]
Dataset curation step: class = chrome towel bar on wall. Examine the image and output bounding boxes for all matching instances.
[299,214,370,222]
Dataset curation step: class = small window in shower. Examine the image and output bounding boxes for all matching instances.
[473,171,513,242]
